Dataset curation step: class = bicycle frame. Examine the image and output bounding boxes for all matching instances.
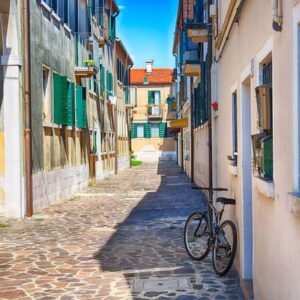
[206,201,226,246]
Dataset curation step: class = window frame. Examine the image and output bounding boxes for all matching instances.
[231,91,238,165]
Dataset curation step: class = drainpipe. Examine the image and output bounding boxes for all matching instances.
[207,0,213,203]
[190,78,194,183]
[272,0,283,32]
[23,0,33,216]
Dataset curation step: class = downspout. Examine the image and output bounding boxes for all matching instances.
[173,52,179,166]
[207,0,213,203]
[23,0,33,217]
[127,65,133,164]
[272,0,283,32]
[190,78,194,183]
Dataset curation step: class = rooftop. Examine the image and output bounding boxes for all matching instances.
[130,69,174,85]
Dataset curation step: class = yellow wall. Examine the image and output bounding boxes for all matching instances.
[132,138,175,153]
[131,85,174,122]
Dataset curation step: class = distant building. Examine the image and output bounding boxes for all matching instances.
[129,61,177,161]
[114,38,133,172]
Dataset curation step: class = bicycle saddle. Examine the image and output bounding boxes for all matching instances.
[216,197,236,205]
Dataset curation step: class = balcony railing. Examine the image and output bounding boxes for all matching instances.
[148,106,163,119]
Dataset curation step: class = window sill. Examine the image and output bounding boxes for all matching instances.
[52,124,62,129]
[42,122,53,128]
[288,192,300,217]
[228,164,238,176]
[40,0,52,12]
[51,11,61,22]
[254,177,275,198]
[63,24,72,34]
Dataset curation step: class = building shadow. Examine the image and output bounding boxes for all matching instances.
[92,159,240,299]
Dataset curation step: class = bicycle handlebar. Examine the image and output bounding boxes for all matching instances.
[191,186,228,192]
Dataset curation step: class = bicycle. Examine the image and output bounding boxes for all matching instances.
[184,187,237,276]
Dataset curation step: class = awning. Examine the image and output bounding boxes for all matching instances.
[169,118,188,128]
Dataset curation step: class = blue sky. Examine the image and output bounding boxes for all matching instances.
[116,0,179,69]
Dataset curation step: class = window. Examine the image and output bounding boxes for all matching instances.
[64,0,69,25]
[42,67,51,123]
[232,92,238,165]
[151,123,159,138]
[53,73,77,127]
[137,124,144,138]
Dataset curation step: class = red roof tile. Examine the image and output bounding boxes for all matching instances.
[130,69,174,85]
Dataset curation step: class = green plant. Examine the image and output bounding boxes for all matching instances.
[83,59,95,67]
[131,160,142,167]
[0,223,9,228]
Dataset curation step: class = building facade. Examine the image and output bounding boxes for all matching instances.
[173,0,300,299]
[114,38,133,172]
[130,61,177,161]
[0,0,132,217]
[0,0,24,217]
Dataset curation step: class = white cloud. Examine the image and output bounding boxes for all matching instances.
[118,5,125,10]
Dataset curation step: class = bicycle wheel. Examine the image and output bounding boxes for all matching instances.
[212,220,237,276]
[184,211,210,260]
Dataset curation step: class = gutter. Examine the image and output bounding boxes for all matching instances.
[23,0,33,217]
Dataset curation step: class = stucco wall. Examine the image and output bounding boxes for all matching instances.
[216,1,300,299]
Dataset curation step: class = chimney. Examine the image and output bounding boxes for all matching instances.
[146,59,153,74]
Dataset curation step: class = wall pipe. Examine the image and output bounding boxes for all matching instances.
[207,0,213,203]
[23,0,33,217]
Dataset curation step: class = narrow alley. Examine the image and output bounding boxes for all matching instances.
[0,161,243,300]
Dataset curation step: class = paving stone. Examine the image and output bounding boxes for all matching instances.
[0,161,243,299]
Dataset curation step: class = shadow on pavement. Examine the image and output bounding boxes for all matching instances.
[93,159,242,300]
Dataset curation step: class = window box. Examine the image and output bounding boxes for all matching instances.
[254,177,274,198]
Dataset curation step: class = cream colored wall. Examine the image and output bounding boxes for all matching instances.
[216,1,300,299]
[182,101,191,178]
[132,138,175,152]
[132,85,172,122]
[194,125,209,188]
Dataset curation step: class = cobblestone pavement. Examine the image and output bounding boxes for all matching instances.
[0,161,244,299]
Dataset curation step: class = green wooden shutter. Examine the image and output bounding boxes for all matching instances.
[159,122,167,138]
[68,82,75,126]
[60,76,69,125]
[76,85,87,129]
[106,70,110,92]
[100,65,105,96]
[82,87,87,128]
[131,123,137,138]
[53,73,62,124]
[144,123,151,138]
[125,87,129,105]
[148,91,154,105]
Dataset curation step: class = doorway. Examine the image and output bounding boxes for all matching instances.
[241,77,253,279]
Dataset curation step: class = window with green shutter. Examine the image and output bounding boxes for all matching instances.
[100,65,105,97]
[159,122,167,138]
[53,73,62,124]
[62,81,75,126]
[131,123,137,138]
[125,87,130,105]
[144,123,151,138]
[76,85,87,129]
[148,91,154,105]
